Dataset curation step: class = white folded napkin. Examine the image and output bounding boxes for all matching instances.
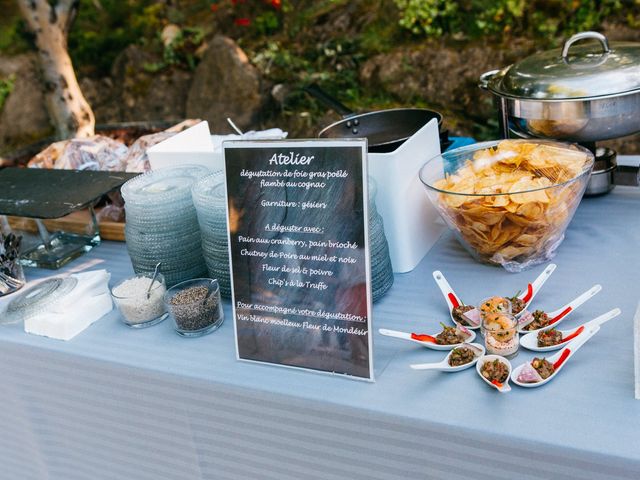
[24,269,113,341]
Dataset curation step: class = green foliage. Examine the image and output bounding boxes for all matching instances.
[67,1,214,76]
[305,38,365,101]
[249,0,396,112]
[395,0,459,36]
[68,0,165,76]
[564,0,624,33]
[0,74,16,112]
[393,0,630,41]
[143,26,205,73]
[0,1,32,54]
[251,41,305,76]
[251,35,365,108]
[209,0,286,38]
[253,11,281,35]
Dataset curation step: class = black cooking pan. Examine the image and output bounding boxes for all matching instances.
[306,84,447,153]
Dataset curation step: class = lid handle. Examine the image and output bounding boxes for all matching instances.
[562,31,610,59]
[478,69,501,90]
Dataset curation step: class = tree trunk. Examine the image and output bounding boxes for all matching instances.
[16,0,95,139]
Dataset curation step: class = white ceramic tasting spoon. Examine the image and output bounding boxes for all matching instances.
[410,343,485,372]
[511,263,557,319]
[520,308,620,352]
[378,327,477,351]
[517,284,602,334]
[432,270,481,330]
[476,354,512,393]
[511,327,600,388]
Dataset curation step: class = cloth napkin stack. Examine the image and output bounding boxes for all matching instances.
[24,269,112,341]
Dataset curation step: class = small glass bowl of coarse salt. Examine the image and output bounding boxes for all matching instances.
[111,273,168,328]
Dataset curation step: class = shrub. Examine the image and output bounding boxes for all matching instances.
[394,0,631,42]
[0,74,16,112]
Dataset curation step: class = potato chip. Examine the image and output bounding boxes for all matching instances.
[504,201,520,213]
[516,202,545,220]
[514,234,539,246]
[491,195,510,207]
[508,177,551,204]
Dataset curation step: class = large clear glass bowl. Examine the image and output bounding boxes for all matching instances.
[419,139,594,272]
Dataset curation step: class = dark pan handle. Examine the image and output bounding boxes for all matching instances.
[304,84,356,118]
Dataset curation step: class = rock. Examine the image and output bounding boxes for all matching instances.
[0,54,53,153]
[271,83,289,107]
[602,21,640,42]
[110,45,191,123]
[79,77,120,124]
[161,24,182,47]
[186,35,266,132]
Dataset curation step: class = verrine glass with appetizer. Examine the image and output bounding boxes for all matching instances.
[481,312,519,358]
[479,296,512,317]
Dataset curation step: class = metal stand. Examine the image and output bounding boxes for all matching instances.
[19,206,101,269]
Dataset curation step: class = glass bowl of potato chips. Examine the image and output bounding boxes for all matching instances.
[419,140,594,272]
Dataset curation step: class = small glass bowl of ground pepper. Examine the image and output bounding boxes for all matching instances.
[164,278,224,337]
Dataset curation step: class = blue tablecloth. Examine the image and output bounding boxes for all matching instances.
[1,183,639,479]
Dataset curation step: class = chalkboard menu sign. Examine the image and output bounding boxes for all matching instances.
[224,140,373,380]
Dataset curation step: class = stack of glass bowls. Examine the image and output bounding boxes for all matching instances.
[191,172,232,298]
[122,165,208,287]
[189,173,393,302]
[368,179,393,302]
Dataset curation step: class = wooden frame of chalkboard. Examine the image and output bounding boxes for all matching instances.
[223,139,373,381]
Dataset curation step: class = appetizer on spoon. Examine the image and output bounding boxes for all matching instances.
[476,355,512,393]
[379,323,476,351]
[432,270,481,329]
[512,327,600,387]
[410,343,485,372]
[506,263,556,317]
[517,284,602,334]
[520,308,620,352]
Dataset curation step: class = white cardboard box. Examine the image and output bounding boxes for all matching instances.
[368,119,445,273]
[148,120,218,170]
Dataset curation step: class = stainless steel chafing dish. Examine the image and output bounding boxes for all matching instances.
[480,31,640,195]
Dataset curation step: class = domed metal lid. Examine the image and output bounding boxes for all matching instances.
[487,32,640,100]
